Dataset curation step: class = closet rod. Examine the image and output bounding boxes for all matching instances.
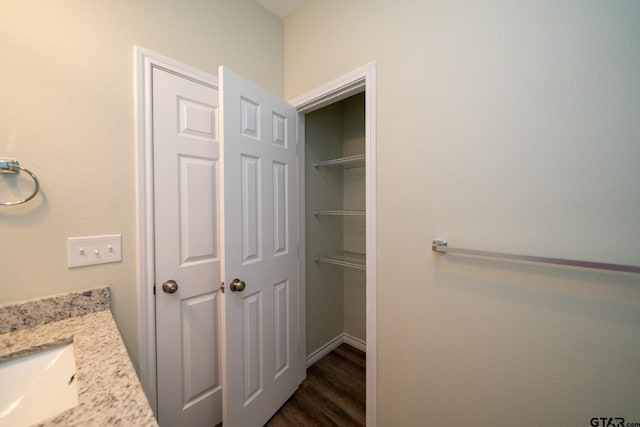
[432,240,640,274]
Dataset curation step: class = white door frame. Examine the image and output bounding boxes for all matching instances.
[134,46,219,414]
[289,61,378,427]
[135,46,378,425]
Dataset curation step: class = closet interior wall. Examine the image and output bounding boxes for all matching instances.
[305,92,366,357]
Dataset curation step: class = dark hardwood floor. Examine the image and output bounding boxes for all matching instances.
[265,344,366,427]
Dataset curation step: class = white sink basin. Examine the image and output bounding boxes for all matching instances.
[0,342,79,426]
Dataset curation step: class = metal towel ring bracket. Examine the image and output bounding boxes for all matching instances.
[0,159,40,206]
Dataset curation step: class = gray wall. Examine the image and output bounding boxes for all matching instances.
[341,93,366,342]
[305,103,345,354]
[305,93,367,354]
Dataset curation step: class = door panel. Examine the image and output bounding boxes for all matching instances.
[274,280,290,377]
[153,68,221,427]
[180,157,218,264]
[178,97,217,140]
[273,162,288,256]
[220,66,300,427]
[241,154,262,264]
[181,292,219,406]
[242,291,263,404]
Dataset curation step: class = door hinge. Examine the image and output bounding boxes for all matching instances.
[220,281,225,293]
[153,283,156,295]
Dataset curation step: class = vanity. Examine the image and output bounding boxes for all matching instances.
[0,287,157,426]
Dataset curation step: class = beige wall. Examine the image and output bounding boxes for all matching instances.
[286,1,640,425]
[304,102,345,353]
[0,0,283,370]
[3,1,640,422]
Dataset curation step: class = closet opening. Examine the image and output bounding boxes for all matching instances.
[305,91,367,360]
[270,91,368,425]
[287,61,377,426]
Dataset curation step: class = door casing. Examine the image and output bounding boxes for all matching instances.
[134,46,378,426]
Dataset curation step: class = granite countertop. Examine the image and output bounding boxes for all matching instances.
[0,288,158,426]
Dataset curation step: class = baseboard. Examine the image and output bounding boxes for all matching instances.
[343,333,366,353]
[306,333,366,368]
[306,334,343,367]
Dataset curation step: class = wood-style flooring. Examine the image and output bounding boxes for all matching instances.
[265,344,366,427]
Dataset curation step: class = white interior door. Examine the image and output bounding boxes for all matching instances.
[153,67,222,427]
[219,66,300,426]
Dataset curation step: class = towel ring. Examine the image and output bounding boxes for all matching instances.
[0,159,40,206]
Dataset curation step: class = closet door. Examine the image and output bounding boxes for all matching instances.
[219,66,300,427]
[153,68,221,427]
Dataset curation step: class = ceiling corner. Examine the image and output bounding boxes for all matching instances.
[256,0,308,20]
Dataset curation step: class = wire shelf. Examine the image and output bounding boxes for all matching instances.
[313,251,366,270]
[313,154,365,168]
[313,209,366,216]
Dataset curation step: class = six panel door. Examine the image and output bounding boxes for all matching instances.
[153,68,222,427]
[219,65,300,427]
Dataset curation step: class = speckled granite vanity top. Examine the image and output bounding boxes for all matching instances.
[0,288,158,426]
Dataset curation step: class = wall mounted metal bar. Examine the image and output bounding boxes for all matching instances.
[0,159,40,206]
[432,240,640,274]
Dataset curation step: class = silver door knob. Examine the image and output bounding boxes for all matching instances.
[230,278,246,292]
[162,280,179,294]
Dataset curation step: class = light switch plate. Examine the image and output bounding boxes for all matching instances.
[67,234,122,268]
